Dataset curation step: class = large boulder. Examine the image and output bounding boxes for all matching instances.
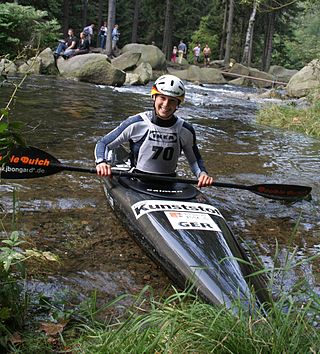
[248,67,274,88]
[168,65,226,84]
[133,62,152,85]
[287,59,320,98]
[125,73,141,86]
[125,62,153,86]
[18,57,42,74]
[121,43,166,70]
[228,62,250,76]
[57,53,126,86]
[0,58,17,76]
[223,63,274,88]
[111,52,141,71]
[38,47,58,75]
[268,65,298,83]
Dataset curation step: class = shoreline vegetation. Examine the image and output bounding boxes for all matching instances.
[257,88,320,138]
[2,261,320,352]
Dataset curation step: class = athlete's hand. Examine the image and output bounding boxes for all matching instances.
[197,174,214,188]
[96,162,112,177]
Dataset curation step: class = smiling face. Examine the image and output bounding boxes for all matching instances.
[153,94,179,120]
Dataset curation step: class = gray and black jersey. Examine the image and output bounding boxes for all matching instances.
[94,110,207,177]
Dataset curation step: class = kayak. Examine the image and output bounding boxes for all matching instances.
[2,145,311,310]
[103,146,271,311]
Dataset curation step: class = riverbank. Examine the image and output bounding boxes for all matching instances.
[257,88,320,137]
[8,282,320,352]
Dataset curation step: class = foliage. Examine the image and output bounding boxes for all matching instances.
[188,15,219,64]
[257,87,320,137]
[0,3,60,59]
[0,121,25,159]
[18,0,63,20]
[0,227,58,350]
[276,2,320,69]
[62,279,319,353]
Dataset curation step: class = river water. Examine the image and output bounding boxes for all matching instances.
[0,75,319,305]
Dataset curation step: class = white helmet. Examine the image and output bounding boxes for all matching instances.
[151,74,185,103]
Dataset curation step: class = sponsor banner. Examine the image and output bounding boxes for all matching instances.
[164,211,222,231]
[131,200,223,219]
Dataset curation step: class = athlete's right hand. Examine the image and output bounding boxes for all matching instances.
[96,162,112,177]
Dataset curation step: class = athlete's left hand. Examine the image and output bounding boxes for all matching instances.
[197,174,214,188]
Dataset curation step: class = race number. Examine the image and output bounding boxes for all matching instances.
[151,146,174,161]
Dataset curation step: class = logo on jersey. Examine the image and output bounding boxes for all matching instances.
[149,131,177,143]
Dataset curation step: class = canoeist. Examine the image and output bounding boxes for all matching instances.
[94,74,214,188]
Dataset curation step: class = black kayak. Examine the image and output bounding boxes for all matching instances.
[102,147,271,311]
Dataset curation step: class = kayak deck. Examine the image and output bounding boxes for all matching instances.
[103,147,270,310]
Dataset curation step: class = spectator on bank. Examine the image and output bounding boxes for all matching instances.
[171,46,177,63]
[203,44,211,66]
[73,32,90,56]
[54,28,78,58]
[83,23,95,45]
[178,40,187,63]
[193,43,201,64]
[112,24,120,51]
[99,21,107,50]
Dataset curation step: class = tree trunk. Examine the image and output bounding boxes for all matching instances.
[262,12,275,72]
[106,0,116,56]
[62,0,70,36]
[82,0,88,28]
[162,0,173,61]
[97,0,103,45]
[131,0,140,43]
[223,0,234,67]
[241,0,257,66]
[219,0,228,60]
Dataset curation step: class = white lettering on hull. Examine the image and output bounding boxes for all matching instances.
[131,200,223,220]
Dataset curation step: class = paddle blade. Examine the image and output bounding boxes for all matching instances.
[250,184,312,201]
[0,146,62,179]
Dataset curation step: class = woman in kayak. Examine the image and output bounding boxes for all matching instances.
[94,74,214,188]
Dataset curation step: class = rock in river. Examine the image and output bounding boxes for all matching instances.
[57,53,126,86]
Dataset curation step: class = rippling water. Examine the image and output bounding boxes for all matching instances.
[0,75,319,301]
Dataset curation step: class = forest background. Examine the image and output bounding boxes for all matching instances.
[0,0,320,72]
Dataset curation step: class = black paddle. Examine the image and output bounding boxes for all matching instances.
[0,146,312,201]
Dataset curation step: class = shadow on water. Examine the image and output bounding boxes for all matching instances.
[1,75,319,303]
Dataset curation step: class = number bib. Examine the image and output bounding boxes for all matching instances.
[136,113,184,174]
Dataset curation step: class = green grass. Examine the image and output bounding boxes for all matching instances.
[63,285,319,354]
[257,89,320,137]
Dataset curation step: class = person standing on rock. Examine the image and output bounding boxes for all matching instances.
[112,24,120,52]
[83,23,95,45]
[171,46,177,63]
[178,40,187,64]
[193,43,201,64]
[99,21,108,50]
[203,44,211,66]
[94,74,214,188]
